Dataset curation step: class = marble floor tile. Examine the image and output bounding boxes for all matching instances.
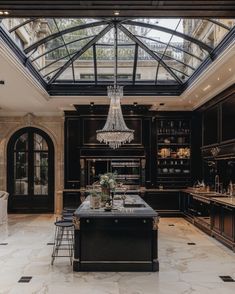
[1,215,235,294]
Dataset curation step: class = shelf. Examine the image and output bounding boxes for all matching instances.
[157,157,190,160]
[157,132,190,135]
[158,174,191,177]
[158,143,190,146]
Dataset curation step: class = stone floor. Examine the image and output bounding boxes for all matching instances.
[0,215,235,294]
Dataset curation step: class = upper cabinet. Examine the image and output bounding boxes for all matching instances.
[201,85,235,148]
[156,118,192,188]
[221,94,235,142]
[203,105,219,146]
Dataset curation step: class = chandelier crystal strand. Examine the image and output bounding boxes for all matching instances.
[96,23,134,149]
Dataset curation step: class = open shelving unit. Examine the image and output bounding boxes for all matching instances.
[156,118,191,188]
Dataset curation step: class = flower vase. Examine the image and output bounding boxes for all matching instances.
[101,186,110,196]
[90,195,100,209]
[101,186,110,206]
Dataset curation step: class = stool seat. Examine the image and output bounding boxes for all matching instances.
[55,220,73,227]
[62,216,73,222]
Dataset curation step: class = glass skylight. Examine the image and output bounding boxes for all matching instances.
[1,17,234,92]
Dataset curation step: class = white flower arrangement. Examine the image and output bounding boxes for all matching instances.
[99,172,117,189]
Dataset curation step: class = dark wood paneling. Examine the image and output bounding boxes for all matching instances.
[145,191,181,215]
[222,206,234,241]
[221,94,235,142]
[83,117,142,145]
[203,105,219,146]
[64,117,81,189]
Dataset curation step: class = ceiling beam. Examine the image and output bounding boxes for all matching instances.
[24,20,109,54]
[123,20,213,53]
[1,1,235,17]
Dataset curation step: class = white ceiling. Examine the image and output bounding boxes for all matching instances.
[0,37,235,117]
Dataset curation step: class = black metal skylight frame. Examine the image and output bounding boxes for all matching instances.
[0,17,234,96]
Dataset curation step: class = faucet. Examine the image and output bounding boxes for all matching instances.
[215,175,219,193]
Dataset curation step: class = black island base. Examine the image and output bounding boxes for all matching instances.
[73,195,159,272]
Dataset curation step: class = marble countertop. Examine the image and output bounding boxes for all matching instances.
[74,195,158,218]
[211,196,235,207]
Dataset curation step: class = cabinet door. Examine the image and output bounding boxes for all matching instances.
[222,206,234,241]
[146,192,181,214]
[63,192,81,209]
[221,94,235,142]
[211,202,221,233]
[203,106,219,146]
[64,118,81,189]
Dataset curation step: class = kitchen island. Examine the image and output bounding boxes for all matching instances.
[73,195,159,272]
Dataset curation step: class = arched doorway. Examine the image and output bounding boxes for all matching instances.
[7,127,54,213]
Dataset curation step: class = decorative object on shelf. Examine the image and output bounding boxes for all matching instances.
[96,23,134,149]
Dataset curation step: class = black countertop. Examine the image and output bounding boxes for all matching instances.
[74,195,158,219]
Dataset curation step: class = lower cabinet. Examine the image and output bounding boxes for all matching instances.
[63,191,81,210]
[145,191,181,216]
[211,202,222,234]
[211,201,235,250]
[222,206,234,241]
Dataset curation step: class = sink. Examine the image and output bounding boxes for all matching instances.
[123,203,146,208]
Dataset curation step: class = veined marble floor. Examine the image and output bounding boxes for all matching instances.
[1,216,235,294]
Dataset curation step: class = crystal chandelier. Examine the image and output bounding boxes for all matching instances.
[96,24,134,149]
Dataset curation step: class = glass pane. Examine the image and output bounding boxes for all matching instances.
[135,47,158,83]
[14,133,28,151]
[34,134,48,151]
[75,47,94,81]
[34,152,48,195]
[14,151,28,195]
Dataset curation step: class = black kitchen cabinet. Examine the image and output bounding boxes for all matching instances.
[145,191,181,216]
[221,94,235,142]
[64,116,81,189]
[156,118,191,188]
[63,191,81,210]
[222,205,234,241]
[203,105,219,146]
[211,201,222,234]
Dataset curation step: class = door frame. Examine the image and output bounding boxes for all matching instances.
[7,127,55,213]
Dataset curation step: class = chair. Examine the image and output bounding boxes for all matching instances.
[51,220,74,265]
[0,191,9,225]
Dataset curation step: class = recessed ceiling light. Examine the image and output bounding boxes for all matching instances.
[195,94,198,98]
[0,11,9,15]
[229,68,232,72]
[217,77,220,81]
[114,11,120,16]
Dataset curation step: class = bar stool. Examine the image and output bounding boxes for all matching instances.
[51,220,74,265]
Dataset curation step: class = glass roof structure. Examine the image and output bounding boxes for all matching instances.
[1,17,235,96]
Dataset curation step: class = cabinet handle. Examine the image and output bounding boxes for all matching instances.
[86,219,90,223]
[114,219,118,223]
[143,219,146,224]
